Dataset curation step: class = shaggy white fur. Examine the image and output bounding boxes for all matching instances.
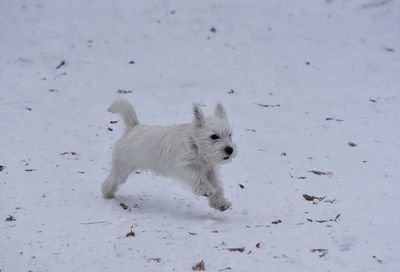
[101,99,236,211]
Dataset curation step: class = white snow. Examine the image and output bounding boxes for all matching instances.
[1,0,400,271]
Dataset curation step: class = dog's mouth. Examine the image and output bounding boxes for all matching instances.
[223,156,230,160]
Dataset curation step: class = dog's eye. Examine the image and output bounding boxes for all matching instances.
[210,134,220,140]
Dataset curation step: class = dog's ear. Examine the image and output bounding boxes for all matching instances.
[193,104,206,128]
[215,103,227,120]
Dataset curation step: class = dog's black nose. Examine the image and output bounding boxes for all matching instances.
[224,146,233,155]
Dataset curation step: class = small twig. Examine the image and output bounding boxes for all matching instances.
[309,170,333,176]
[80,221,112,225]
[225,247,245,252]
[126,226,135,237]
[55,60,66,69]
[254,103,281,108]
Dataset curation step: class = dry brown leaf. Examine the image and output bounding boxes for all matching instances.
[192,260,205,271]
[303,194,325,201]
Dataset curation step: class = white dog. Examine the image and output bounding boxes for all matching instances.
[101,99,236,211]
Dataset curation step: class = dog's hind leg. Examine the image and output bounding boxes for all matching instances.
[101,165,131,198]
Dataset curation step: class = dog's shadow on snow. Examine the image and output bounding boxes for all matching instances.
[114,194,230,222]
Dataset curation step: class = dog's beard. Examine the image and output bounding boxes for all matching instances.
[200,148,234,165]
[222,151,236,164]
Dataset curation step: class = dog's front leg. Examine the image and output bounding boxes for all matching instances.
[206,169,231,212]
[191,175,218,197]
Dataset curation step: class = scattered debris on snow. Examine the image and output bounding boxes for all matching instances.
[308,214,341,224]
[373,255,383,263]
[117,89,133,94]
[310,248,328,257]
[6,215,16,222]
[326,117,343,122]
[60,152,78,156]
[148,257,161,263]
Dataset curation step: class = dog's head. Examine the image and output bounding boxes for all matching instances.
[192,103,236,165]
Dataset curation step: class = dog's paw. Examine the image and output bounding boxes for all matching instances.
[101,181,116,199]
[217,200,232,212]
[209,195,232,212]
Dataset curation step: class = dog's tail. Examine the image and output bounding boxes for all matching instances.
[108,99,139,128]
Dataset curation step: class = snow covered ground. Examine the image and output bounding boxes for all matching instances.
[1,0,400,271]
